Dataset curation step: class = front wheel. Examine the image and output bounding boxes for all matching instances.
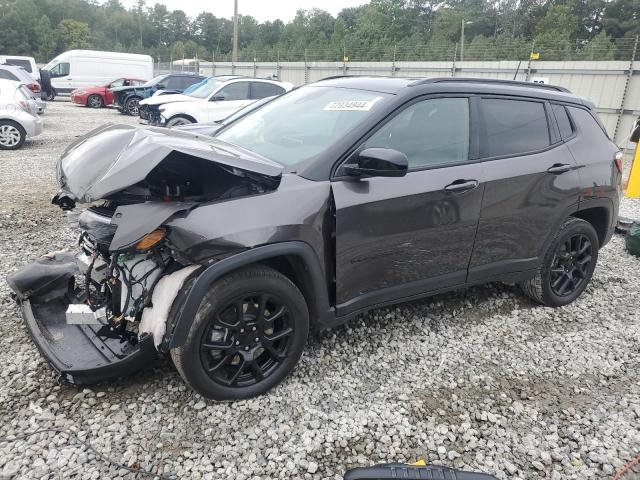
[520,217,599,307]
[87,94,104,108]
[124,96,141,116]
[166,116,194,127]
[0,120,26,150]
[171,265,309,400]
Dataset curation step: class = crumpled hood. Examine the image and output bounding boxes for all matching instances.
[56,123,283,203]
[140,93,197,107]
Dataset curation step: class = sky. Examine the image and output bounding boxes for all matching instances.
[119,0,366,22]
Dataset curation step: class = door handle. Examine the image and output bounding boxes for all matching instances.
[444,179,479,193]
[547,163,572,174]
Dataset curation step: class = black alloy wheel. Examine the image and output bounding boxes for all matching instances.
[549,233,593,297]
[520,217,599,307]
[171,265,309,400]
[200,293,294,387]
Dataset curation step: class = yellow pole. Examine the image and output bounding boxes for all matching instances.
[627,141,640,198]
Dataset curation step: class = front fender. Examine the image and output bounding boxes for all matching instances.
[162,241,334,351]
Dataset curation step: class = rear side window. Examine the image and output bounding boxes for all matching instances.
[567,106,611,141]
[479,98,550,158]
[163,76,184,89]
[0,69,17,81]
[250,82,285,99]
[552,104,574,139]
[180,76,202,89]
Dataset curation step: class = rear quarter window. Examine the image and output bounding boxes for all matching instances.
[5,59,31,72]
[479,98,550,158]
[567,107,611,141]
[0,69,18,81]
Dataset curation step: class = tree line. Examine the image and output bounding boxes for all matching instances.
[0,0,638,64]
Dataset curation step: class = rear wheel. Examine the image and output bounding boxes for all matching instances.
[520,217,599,307]
[0,120,26,150]
[171,266,309,400]
[124,96,141,116]
[166,116,194,127]
[87,94,103,108]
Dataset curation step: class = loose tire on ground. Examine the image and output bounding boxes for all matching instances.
[520,217,599,307]
[171,265,309,400]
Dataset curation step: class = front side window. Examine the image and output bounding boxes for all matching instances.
[216,86,390,167]
[49,62,70,77]
[362,97,470,169]
[479,98,550,158]
[110,78,125,88]
[215,82,250,101]
[163,76,184,89]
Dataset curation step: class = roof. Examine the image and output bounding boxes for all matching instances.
[314,75,585,104]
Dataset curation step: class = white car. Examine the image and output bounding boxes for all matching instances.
[0,79,43,150]
[140,77,293,127]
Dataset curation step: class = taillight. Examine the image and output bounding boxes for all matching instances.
[614,151,623,174]
[27,83,41,93]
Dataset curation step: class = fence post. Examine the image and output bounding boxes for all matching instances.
[451,43,458,77]
[391,45,397,77]
[342,45,347,76]
[212,53,216,76]
[276,50,280,80]
[613,35,638,144]
[169,55,173,73]
[304,49,309,84]
[253,52,257,77]
[525,41,535,82]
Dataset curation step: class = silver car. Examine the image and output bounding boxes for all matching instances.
[0,79,43,150]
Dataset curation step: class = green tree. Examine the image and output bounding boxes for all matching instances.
[56,19,92,50]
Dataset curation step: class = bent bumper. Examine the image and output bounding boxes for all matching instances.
[7,252,156,384]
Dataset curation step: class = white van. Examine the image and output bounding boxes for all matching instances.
[43,50,153,95]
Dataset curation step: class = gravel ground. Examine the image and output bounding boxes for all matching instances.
[0,100,639,480]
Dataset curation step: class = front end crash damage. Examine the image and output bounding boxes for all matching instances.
[7,123,283,384]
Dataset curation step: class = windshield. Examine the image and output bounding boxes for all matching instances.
[142,75,167,87]
[188,78,223,99]
[216,86,390,167]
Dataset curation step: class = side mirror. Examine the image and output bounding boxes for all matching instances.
[344,148,408,178]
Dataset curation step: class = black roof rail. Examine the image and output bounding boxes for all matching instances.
[411,77,571,93]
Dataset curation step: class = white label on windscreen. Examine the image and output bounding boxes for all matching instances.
[324,97,381,111]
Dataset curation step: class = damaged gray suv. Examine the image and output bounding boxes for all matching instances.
[8,77,622,400]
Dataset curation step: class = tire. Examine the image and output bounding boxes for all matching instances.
[166,116,194,128]
[171,265,309,400]
[87,94,104,108]
[0,120,26,150]
[124,96,141,116]
[520,217,599,307]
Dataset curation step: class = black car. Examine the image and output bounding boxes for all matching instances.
[8,77,622,400]
[112,73,205,115]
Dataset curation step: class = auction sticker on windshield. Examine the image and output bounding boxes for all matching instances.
[324,97,382,111]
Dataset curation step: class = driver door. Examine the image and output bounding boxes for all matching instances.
[206,81,253,122]
[332,96,484,315]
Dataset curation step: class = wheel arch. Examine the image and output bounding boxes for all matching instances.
[167,113,197,124]
[571,204,611,247]
[163,241,334,351]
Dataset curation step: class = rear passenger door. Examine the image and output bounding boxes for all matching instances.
[468,96,581,282]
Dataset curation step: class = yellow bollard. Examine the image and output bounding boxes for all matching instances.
[627,141,640,198]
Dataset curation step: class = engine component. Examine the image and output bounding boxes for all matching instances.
[65,304,108,325]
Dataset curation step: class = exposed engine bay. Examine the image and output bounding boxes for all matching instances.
[7,123,284,384]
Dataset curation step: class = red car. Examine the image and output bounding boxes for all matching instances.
[71,78,147,108]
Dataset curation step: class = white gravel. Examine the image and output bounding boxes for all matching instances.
[0,101,639,480]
